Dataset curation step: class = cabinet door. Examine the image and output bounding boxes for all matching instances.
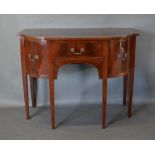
[24,40,48,77]
[108,39,129,77]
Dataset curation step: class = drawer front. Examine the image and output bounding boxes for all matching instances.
[108,39,129,77]
[25,40,48,76]
[51,41,103,57]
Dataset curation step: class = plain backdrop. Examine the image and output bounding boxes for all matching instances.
[0,14,154,107]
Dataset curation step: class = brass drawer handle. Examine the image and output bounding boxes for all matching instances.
[28,53,39,62]
[118,52,127,62]
[118,39,127,62]
[70,48,85,55]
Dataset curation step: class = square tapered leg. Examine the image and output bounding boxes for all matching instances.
[29,76,37,108]
[123,76,128,106]
[22,73,30,119]
[49,77,55,129]
[102,78,107,128]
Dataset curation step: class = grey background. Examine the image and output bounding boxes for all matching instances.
[0,14,154,107]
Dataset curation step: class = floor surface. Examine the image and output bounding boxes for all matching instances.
[0,103,155,140]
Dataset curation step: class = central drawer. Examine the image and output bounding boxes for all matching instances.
[51,41,103,57]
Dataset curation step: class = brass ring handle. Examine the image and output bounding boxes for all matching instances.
[34,54,39,60]
[28,53,39,62]
[118,52,127,62]
[70,48,85,55]
[118,39,127,62]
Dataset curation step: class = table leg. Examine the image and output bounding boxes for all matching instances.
[30,76,37,108]
[123,76,128,106]
[102,41,109,128]
[128,73,134,117]
[22,73,30,119]
[102,78,107,128]
[128,36,136,117]
[20,36,30,120]
[49,77,55,129]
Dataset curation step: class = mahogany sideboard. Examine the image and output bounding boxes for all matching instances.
[18,28,139,129]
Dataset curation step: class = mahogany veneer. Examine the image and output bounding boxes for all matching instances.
[19,28,139,129]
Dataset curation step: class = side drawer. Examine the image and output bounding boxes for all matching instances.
[24,39,48,77]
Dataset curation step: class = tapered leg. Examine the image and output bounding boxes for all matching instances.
[128,73,134,117]
[102,78,107,128]
[128,36,136,117]
[22,73,30,119]
[29,76,37,108]
[123,76,128,106]
[49,77,55,129]
[102,41,109,128]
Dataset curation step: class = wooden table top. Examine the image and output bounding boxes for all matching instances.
[18,28,139,40]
